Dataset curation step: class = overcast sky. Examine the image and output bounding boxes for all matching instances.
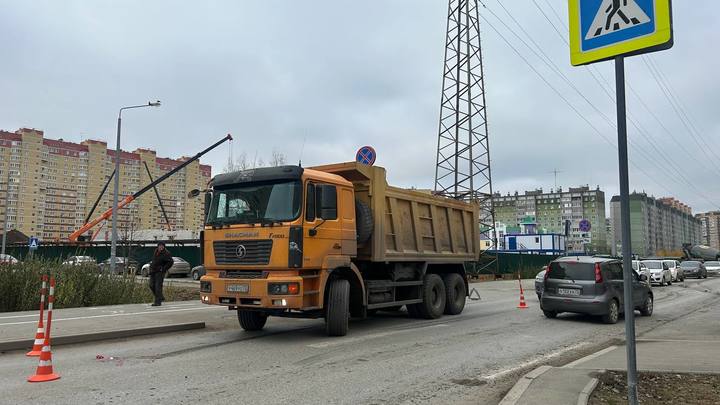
[1,1,718,214]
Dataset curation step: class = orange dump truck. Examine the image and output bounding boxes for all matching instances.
[197,162,479,336]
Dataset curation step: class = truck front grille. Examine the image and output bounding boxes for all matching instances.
[220,270,265,279]
[214,240,273,265]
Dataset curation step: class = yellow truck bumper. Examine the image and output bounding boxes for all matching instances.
[199,273,307,310]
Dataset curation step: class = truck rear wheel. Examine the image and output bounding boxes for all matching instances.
[412,274,446,319]
[442,273,466,315]
[325,279,350,336]
[237,310,267,331]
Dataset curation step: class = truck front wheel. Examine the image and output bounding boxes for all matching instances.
[325,279,350,336]
[442,273,466,315]
[238,310,267,331]
[411,274,446,319]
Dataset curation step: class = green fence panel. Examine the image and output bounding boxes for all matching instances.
[6,245,202,268]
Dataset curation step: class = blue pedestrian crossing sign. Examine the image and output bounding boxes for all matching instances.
[356,146,377,166]
[29,236,39,249]
[569,0,673,66]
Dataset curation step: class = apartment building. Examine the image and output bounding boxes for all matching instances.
[696,211,720,250]
[610,193,702,257]
[493,186,608,253]
[0,128,211,241]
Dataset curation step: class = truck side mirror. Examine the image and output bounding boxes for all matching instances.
[188,189,201,198]
[204,193,212,222]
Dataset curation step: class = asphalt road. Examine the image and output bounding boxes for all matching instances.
[2,276,719,405]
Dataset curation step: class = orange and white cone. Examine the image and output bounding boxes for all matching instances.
[28,277,60,383]
[26,275,48,357]
[517,274,528,309]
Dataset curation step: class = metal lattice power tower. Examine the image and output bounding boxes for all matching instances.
[434,0,496,247]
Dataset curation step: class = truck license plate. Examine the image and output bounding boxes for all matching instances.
[558,288,580,296]
[227,284,249,293]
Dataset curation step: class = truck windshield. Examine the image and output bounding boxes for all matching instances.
[207,180,302,225]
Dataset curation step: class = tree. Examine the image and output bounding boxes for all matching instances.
[269,150,287,167]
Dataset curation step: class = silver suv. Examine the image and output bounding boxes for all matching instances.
[541,257,653,324]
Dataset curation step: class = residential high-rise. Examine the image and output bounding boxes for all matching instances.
[493,186,607,253]
[0,128,211,241]
[696,211,720,250]
[610,193,702,257]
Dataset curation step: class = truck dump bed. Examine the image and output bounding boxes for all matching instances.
[310,162,480,263]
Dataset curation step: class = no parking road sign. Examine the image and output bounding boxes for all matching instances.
[356,146,376,166]
[569,0,673,66]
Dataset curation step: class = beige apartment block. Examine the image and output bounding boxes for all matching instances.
[0,128,211,241]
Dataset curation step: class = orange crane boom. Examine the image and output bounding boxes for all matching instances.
[69,134,233,242]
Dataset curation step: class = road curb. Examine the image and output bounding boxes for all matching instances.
[498,365,553,405]
[577,376,600,405]
[0,322,205,352]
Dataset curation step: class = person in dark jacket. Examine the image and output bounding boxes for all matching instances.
[149,242,173,306]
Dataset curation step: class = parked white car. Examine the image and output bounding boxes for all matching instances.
[663,260,684,282]
[705,261,720,276]
[641,260,672,286]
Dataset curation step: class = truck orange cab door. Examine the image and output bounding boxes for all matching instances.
[303,182,343,269]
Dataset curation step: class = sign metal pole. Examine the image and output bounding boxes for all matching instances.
[615,55,639,405]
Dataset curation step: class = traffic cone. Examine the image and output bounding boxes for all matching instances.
[517,274,528,309]
[28,277,60,383]
[26,275,48,357]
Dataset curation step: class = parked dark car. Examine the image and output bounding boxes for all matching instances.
[541,256,653,324]
[99,257,139,275]
[679,261,707,279]
[191,265,206,281]
[535,268,546,301]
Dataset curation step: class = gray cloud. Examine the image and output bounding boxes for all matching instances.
[1,0,718,213]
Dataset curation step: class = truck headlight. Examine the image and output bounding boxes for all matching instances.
[268,283,299,295]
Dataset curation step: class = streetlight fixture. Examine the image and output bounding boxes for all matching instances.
[109,100,161,274]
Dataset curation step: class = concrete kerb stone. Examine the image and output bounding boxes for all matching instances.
[577,374,602,405]
[498,365,553,405]
[0,322,205,352]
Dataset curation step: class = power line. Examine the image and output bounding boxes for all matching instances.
[477,14,676,197]
[642,56,720,173]
[484,1,717,207]
[522,0,719,208]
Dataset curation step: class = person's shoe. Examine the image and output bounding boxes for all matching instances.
[151,303,161,307]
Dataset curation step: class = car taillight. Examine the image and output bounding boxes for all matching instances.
[595,263,603,283]
[544,265,550,281]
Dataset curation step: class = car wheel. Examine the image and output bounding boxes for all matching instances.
[192,270,200,281]
[602,299,619,324]
[639,294,653,316]
[543,310,557,319]
[237,310,267,331]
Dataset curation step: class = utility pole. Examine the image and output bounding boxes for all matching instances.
[110,101,160,274]
[1,168,10,256]
[435,0,496,257]
[550,169,563,190]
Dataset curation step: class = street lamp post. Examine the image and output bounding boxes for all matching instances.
[109,101,161,274]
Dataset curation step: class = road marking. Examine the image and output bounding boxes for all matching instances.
[307,323,448,349]
[0,306,221,326]
[481,341,590,381]
[564,346,618,368]
[636,338,720,344]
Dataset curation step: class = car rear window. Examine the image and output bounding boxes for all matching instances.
[680,261,700,268]
[547,262,596,280]
[643,261,662,269]
[706,261,719,266]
